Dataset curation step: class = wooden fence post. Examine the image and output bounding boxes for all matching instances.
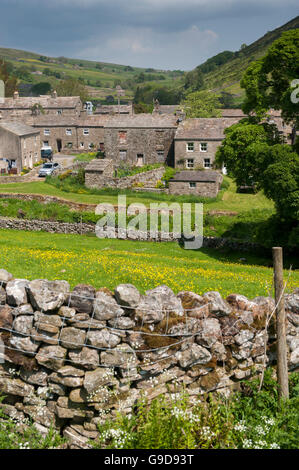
[272,247,289,399]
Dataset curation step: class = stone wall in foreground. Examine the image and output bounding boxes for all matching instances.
[0,268,298,448]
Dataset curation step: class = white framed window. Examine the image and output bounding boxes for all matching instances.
[66,129,72,136]
[186,158,194,169]
[88,143,94,150]
[44,129,50,136]
[43,141,49,146]
[204,158,211,168]
[66,142,73,148]
[189,182,196,189]
[186,142,194,152]
[80,142,84,148]
[57,109,62,115]
[200,142,208,152]
[83,128,89,136]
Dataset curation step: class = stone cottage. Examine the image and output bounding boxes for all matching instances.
[84,159,114,189]
[174,118,241,170]
[169,170,222,197]
[104,114,178,166]
[24,115,109,154]
[0,121,40,173]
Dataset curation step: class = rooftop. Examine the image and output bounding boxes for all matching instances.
[0,95,82,110]
[0,121,39,136]
[175,118,241,140]
[170,170,220,183]
[85,159,113,172]
[105,113,178,129]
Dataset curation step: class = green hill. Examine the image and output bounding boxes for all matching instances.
[194,16,299,106]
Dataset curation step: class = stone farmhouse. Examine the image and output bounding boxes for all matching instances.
[174,118,241,170]
[103,114,178,166]
[0,121,40,173]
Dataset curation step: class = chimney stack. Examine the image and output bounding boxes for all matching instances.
[13,90,19,100]
[51,90,57,99]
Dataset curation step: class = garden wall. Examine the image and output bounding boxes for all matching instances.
[0,269,298,448]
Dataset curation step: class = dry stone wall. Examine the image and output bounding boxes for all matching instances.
[0,269,298,448]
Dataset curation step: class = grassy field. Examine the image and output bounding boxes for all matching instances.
[0,229,298,298]
[0,177,274,212]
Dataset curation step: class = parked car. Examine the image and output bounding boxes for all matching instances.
[38,162,61,177]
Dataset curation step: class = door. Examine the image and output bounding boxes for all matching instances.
[57,139,62,153]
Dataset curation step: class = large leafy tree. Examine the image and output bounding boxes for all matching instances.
[241,30,299,128]
[182,90,222,118]
[215,119,282,186]
[261,145,299,222]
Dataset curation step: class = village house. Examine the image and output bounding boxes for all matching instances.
[104,114,178,167]
[0,90,83,120]
[174,117,242,170]
[0,121,40,173]
[169,169,222,197]
[24,115,109,154]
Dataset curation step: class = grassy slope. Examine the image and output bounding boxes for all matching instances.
[0,177,274,212]
[0,47,183,101]
[201,16,299,103]
[0,229,298,298]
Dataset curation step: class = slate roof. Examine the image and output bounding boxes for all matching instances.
[95,104,133,115]
[0,96,82,110]
[170,170,219,183]
[0,121,39,136]
[85,159,113,172]
[175,118,240,140]
[23,115,109,128]
[105,114,178,129]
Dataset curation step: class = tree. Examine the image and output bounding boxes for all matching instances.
[31,82,51,96]
[0,60,18,96]
[184,67,203,91]
[182,90,222,118]
[56,78,88,102]
[241,30,299,129]
[215,119,282,187]
[261,145,299,221]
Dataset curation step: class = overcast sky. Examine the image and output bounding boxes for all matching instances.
[0,0,298,70]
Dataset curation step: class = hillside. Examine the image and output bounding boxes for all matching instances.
[0,47,184,104]
[197,16,299,106]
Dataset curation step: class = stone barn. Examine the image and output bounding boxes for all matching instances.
[85,159,114,189]
[169,170,222,197]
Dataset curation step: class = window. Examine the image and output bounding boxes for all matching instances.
[157,151,164,162]
[66,142,73,149]
[119,150,127,160]
[189,182,196,189]
[57,109,62,115]
[66,129,72,136]
[43,141,49,146]
[88,143,94,150]
[186,159,194,169]
[200,142,208,152]
[44,129,50,136]
[83,128,89,136]
[118,131,127,144]
[204,158,211,168]
[23,140,26,149]
[187,142,194,152]
[80,142,84,148]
